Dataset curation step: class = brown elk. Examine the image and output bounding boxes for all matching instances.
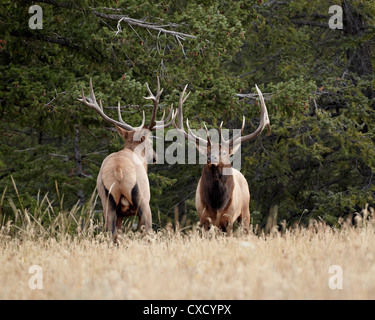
[78,78,173,242]
[173,85,270,235]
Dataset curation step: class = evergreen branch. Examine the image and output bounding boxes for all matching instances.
[39,0,196,39]
[82,150,109,158]
[9,30,80,50]
[290,19,329,28]
[260,0,289,8]
[9,30,103,61]
[291,14,331,20]
[38,0,78,10]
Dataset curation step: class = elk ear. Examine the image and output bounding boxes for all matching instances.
[115,125,129,139]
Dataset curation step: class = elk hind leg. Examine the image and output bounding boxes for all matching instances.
[101,187,119,243]
[131,184,152,233]
[137,205,152,233]
[115,196,130,236]
[104,203,118,243]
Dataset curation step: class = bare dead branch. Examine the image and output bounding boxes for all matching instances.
[40,0,195,39]
[236,93,273,101]
[49,153,70,160]
[93,11,196,39]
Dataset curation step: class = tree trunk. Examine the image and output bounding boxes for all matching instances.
[74,125,85,205]
[342,0,373,76]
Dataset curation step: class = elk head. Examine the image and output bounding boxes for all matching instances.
[78,77,173,167]
[172,85,270,169]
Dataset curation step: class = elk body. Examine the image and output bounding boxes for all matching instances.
[173,85,270,235]
[78,78,172,242]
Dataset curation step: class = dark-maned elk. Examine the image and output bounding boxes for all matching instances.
[78,78,173,242]
[173,85,270,235]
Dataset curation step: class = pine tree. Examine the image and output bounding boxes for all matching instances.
[0,0,374,229]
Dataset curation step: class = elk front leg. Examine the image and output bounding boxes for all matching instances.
[240,208,250,234]
[116,215,123,236]
[225,222,233,236]
[200,216,213,234]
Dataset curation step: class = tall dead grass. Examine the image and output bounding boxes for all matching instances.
[1,185,375,300]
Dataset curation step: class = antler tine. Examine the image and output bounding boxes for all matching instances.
[219,121,228,145]
[77,79,139,132]
[159,109,166,122]
[232,85,270,148]
[153,105,174,130]
[255,84,271,136]
[117,101,124,123]
[171,84,206,147]
[144,76,165,130]
[155,105,173,126]
[171,107,193,142]
[178,84,191,129]
[144,81,164,101]
[171,106,207,148]
[163,106,174,123]
[89,78,99,108]
[117,101,146,130]
[227,115,246,147]
[174,102,182,130]
[78,80,97,110]
[139,110,146,129]
[172,113,207,147]
[156,75,163,99]
[186,119,208,147]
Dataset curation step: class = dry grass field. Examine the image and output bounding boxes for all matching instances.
[1,185,374,300]
[1,219,375,300]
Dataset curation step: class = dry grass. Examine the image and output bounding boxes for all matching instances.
[1,221,375,300]
[1,184,374,300]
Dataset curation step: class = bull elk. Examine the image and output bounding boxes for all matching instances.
[78,77,172,242]
[173,85,270,235]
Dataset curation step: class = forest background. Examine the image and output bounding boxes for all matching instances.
[0,0,374,231]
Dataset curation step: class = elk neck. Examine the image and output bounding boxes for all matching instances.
[123,132,150,172]
[200,163,234,213]
[128,146,149,172]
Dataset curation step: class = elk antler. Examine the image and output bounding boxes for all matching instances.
[144,76,174,131]
[174,84,270,152]
[231,85,270,148]
[219,116,245,147]
[78,79,145,131]
[172,85,208,147]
